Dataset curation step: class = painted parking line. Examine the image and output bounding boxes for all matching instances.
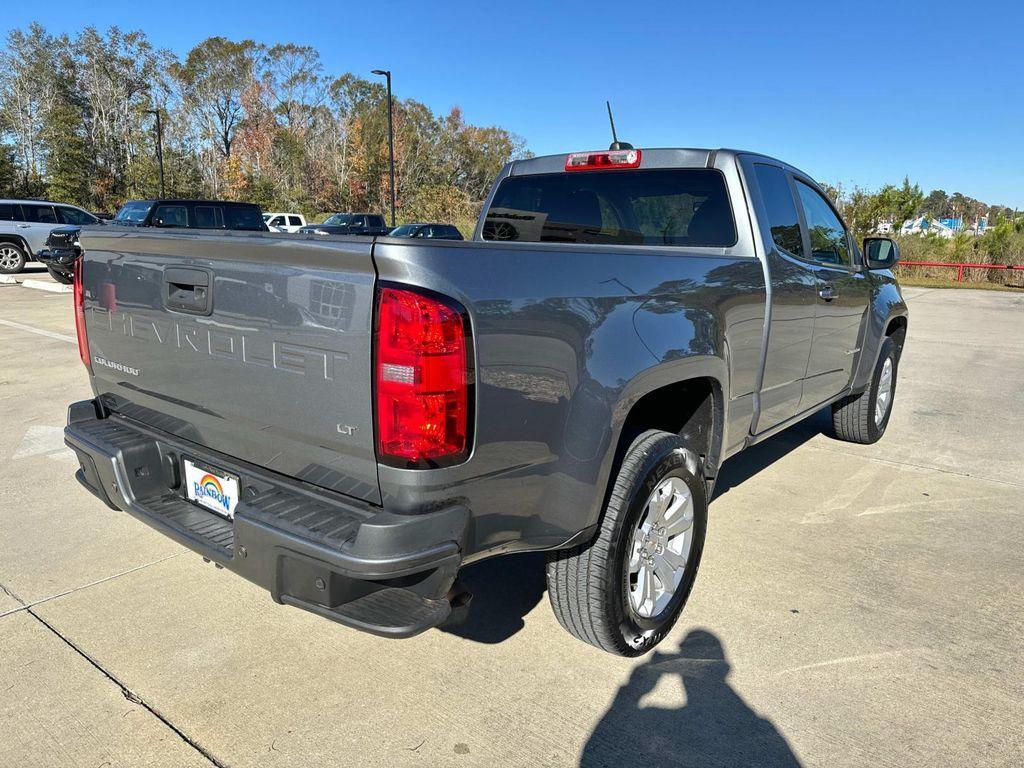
[0,317,76,345]
[21,279,73,294]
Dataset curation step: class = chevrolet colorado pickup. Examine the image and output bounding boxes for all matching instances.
[63,148,907,656]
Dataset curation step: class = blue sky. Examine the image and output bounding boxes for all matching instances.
[6,0,1023,206]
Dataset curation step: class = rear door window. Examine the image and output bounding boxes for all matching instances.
[194,205,225,229]
[482,169,736,247]
[753,164,804,258]
[21,204,58,224]
[153,205,189,228]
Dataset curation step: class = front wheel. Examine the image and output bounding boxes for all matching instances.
[831,336,899,444]
[546,430,707,656]
[46,265,73,285]
[0,242,27,274]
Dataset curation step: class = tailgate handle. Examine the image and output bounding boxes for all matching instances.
[165,267,212,315]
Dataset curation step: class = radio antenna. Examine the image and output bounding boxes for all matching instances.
[606,101,633,151]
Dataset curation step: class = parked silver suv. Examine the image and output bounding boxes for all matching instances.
[0,200,101,276]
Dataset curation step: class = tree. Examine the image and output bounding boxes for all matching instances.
[172,37,259,170]
[922,189,948,218]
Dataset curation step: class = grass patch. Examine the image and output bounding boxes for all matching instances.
[898,276,1024,292]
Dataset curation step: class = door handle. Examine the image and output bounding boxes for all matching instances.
[164,267,213,315]
[17,224,30,229]
[818,284,837,301]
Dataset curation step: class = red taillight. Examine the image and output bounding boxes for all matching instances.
[375,286,471,467]
[565,149,642,171]
[73,259,91,370]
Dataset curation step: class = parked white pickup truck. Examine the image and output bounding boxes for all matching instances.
[263,212,306,233]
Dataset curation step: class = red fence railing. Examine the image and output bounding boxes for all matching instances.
[898,260,1024,283]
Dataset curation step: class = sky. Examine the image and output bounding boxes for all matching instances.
[5,0,1023,206]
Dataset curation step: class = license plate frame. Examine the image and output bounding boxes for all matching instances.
[182,456,240,520]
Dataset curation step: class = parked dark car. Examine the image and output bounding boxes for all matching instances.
[111,199,269,232]
[297,213,389,237]
[35,226,82,284]
[388,222,464,240]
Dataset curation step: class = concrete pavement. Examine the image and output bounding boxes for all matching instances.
[1,282,1022,767]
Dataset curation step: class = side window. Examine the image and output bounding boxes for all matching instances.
[57,206,97,225]
[194,206,224,229]
[153,205,189,228]
[269,216,285,226]
[0,203,20,221]
[369,216,384,229]
[21,205,58,224]
[753,164,804,258]
[795,181,851,267]
[288,215,302,227]
[224,206,266,231]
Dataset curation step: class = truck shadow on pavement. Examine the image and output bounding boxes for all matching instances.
[581,629,802,768]
[438,551,548,644]
[711,409,831,501]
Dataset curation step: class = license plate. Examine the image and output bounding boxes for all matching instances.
[183,458,240,519]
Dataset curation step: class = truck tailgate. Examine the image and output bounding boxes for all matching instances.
[78,229,380,504]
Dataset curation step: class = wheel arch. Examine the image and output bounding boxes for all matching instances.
[596,360,727,528]
[0,233,31,254]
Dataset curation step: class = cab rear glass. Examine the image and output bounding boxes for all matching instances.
[482,169,736,247]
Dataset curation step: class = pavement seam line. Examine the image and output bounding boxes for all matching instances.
[24,606,229,768]
[0,552,185,619]
[0,316,76,344]
[804,443,1024,489]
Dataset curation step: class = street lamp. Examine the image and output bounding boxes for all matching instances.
[143,108,165,198]
[371,69,396,227]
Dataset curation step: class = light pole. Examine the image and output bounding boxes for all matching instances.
[144,108,165,197]
[371,69,396,227]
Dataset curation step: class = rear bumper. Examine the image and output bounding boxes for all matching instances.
[64,400,469,638]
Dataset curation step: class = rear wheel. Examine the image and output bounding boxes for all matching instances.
[546,430,707,656]
[0,242,27,274]
[831,336,898,444]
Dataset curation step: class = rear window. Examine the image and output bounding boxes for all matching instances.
[482,169,736,247]
[0,203,21,221]
[224,205,266,231]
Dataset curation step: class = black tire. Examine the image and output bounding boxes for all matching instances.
[546,430,707,656]
[0,242,27,274]
[831,336,898,444]
[46,265,73,285]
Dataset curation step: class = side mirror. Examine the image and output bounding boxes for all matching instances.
[863,237,900,270]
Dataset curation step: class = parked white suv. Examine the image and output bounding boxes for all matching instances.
[263,212,306,233]
[0,200,101,275]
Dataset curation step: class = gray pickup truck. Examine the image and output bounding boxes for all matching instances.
[64,147,907,656]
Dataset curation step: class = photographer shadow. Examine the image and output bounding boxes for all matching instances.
[581,629,801,768]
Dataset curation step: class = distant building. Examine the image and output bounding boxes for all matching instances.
[901,217,957,239]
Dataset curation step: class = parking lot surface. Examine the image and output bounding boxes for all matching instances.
[1,280,1022,767]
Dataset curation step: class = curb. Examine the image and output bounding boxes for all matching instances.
[21,279,73,294]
